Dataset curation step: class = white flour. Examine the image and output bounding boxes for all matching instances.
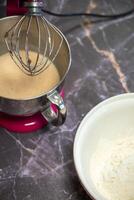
[90,137,134,200]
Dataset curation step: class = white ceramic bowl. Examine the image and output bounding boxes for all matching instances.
[74,93,134,200]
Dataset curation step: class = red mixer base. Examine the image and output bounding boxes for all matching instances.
[0,112,47,133]
[0,90,64,133]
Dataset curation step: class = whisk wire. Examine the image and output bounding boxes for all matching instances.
[15,16,34,74]
[45,19,64,66]
[25,16,32,73]
[34,16,41,70]
[5,16,34,74]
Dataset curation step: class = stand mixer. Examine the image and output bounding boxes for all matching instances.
[0,0,71,133]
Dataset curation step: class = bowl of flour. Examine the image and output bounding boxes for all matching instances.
[74,93,134,200]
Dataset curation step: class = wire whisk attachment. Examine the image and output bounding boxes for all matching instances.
[4,0,63,76]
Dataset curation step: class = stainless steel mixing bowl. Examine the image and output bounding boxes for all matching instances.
[0,16,71,126]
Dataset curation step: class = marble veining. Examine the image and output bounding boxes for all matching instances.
[0,0,134,199]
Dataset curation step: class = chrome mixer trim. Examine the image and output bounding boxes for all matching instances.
[24,1,44,15]
[24,2,44,8]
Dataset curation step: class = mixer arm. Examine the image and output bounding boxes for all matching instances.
[42,90,67,126]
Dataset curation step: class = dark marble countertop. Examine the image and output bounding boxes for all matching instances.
[0,0,134,199]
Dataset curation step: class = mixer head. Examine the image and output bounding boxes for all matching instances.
[4,0,63,76]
